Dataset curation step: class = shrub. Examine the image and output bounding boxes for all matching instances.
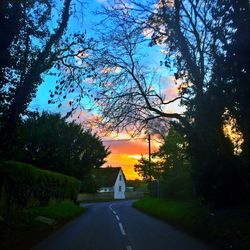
[0,161,80,219]
[159,165,194,201]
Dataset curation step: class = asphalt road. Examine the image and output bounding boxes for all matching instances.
[33,200,215,250]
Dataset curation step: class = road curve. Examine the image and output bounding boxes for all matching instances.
[33,200,215,250]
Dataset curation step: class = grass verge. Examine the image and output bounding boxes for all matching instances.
[133,198,250,250]
[0,200,86,249]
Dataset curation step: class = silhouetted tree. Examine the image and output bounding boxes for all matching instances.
[0,0,95,156]
[156,126,193,200]
[88,0,249,206]
[10,112,110,179]
[212,0,250,162]
[134,156,163,182]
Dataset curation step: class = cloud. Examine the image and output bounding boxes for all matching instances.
[164,85,179,99]
[160,49,169,55]
[142,26,168,47]
[103,136,159,155]
[100,66,121,74]
[84,77,96,84]
[159,75,179,99]
[105,154,141,179]
[142,28,154,39]
[102,132,161,179]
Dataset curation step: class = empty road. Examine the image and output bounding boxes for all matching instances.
[33,200,215,250]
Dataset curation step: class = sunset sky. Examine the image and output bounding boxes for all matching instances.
[29,0,181,180]
[27,0,240,180]
[103,135,161,179]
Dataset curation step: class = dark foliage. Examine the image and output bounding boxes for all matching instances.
[0,160,80,221]
[0,0,94,155]
[7,112,110,180]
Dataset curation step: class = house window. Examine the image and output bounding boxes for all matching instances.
[119,174,122,181]
[119,186,122,192]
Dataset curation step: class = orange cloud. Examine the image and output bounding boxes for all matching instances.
[107,139,148,154]
[105,154,141,180]
[103,135,160,180]
[100,67,121,74]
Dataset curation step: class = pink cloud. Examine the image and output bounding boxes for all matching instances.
[159,75,179,100]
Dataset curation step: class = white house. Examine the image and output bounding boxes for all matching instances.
[96,167,126,199]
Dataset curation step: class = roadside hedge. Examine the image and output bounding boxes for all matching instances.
[0,161,80,212]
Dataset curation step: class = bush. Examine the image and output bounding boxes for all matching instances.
[159,165,194,201]
[0,161,80,219]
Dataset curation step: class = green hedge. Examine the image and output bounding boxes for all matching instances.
[0,161,80,211]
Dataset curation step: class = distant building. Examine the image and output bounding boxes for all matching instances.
[126,186,135,192]
[95,167,126,199]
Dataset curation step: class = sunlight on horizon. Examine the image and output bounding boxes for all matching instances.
[103,134,161,180]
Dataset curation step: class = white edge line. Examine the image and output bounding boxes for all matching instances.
[118,222,126,235]
[126,246,132,250]
[116,215,120,221]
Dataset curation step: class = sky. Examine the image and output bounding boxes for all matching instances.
[29,0,181,180]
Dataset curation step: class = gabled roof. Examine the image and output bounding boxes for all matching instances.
[94,167,125,187]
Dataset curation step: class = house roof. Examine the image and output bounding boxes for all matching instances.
[94,167,126,187]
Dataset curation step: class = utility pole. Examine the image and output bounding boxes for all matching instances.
[148,132,152,195]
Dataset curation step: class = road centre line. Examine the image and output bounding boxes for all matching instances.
[109,204,116,214]
[119,222,126,235]
[109,204,126,236]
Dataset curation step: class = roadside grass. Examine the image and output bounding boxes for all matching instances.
[133,198,250,250]
[27,200,85,222]
[0,200,86,249]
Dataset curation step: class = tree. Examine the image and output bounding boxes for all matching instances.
[9,112,110,180]
[0,0,95,156]
[134,126,192,199]
[156,126,193,200]
[212,0,250,162]
[79,1,188,134]
[157,126,189,170]
[134,156,163,182]
[85,0,249,206]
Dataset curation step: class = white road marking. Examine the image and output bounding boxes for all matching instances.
[109,204,126,238]
[119,222,126,235]
[126,246,132,250]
